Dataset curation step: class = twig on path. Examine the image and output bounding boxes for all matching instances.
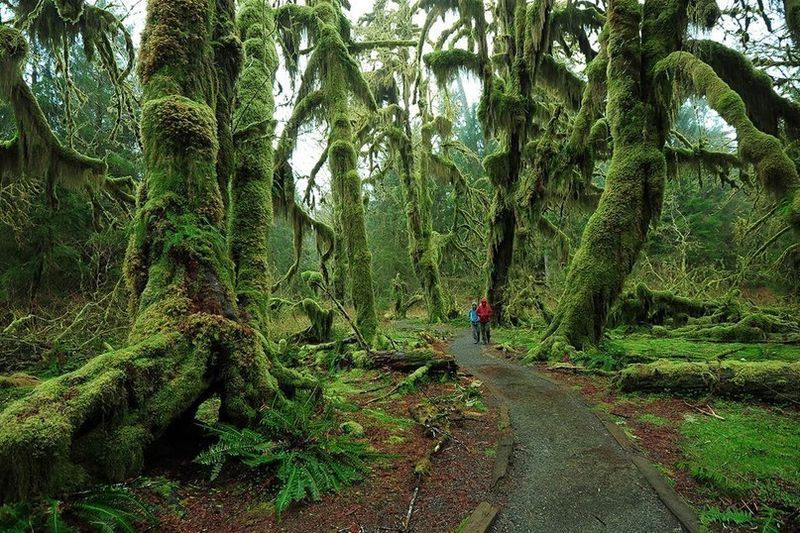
[403,434,448,531]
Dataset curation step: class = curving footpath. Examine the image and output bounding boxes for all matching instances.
[451,331,692,533]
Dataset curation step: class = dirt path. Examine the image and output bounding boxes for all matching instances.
[451,331,686,532]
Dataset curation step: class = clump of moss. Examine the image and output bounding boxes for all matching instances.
[423,48,482,86]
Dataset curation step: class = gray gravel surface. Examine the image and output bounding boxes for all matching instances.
[451,331,685,533]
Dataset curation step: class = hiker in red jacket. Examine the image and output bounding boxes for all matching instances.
[476,297,493,344]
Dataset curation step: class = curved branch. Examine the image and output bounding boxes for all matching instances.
[687,39,800,135]
[655,51,799,200]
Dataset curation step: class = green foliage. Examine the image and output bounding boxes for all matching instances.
[195,425,277,481]
[636,413,669,427]
[0,486,156,532]
[196,395,381,518]
[681,404,800,528]
[603,332,800,363]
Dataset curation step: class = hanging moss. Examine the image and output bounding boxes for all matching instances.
[687,39,800,136]
[655,51,799,201]
[0,26,107,207]
[423,48,482,86]
[563,29,608,181]
[538,54,585,111]
[389,80,452,323]
[687,0,721,28]
[15,0,135,102]
[299,298,335,343]
[278,0,378,341]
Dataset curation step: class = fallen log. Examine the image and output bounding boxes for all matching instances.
[615,360,800,402]
[363,349,457,374]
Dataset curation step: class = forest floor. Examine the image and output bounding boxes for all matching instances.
[130,333,508,532]
[450,330,686,532]
[2,316,798,532]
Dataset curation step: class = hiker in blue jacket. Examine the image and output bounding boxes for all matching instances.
[468,302,480,344]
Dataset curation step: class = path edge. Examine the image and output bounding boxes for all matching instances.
[532,367,700,533]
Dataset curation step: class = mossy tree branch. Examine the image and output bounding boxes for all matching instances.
[0,27,106,208]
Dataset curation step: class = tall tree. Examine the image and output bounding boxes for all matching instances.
[360,0,453,322]
[275,0,379,341]
[0,0,305,503]
[423,0,592,322]
[537,0,800,355]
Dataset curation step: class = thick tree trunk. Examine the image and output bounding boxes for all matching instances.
[536,0,685,357]
[230,0,277,329]
[0,0,283,503]
[615,360,800,402]
[485,199,516,324]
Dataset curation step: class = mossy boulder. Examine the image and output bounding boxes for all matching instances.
[339,421,364,438]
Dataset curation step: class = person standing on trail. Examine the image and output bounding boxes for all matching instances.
[477,297,493,344]
[468,302,480,344]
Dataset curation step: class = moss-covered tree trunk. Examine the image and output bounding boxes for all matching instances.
[536,0,684,356]
[315,0,378,342]
[230,0,277,329]
[483,0,531,325]
[537,0,799,357]
[331,193,348,302]
[395,96,450,323]
[329,95,378,341]
[0,0,286,503]
[485,174,518,325]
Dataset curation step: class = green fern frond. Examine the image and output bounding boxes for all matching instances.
[195,424,277,480]
[70,487,156,533]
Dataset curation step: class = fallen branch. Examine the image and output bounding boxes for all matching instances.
[682,400,726,420]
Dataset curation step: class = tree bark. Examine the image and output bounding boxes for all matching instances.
[0,0,284,503]
[396,91,451,323]
[318,1,379,342]
[536,0,686,356]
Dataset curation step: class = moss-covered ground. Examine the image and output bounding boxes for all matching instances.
[681,403,800,531]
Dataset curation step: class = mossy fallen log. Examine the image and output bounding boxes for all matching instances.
[615,360,800,402]
[609,283,719,327]
[669,313,800,342]
[353,348,457,375]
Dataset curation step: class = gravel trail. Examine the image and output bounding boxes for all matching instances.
[450,331,685,533]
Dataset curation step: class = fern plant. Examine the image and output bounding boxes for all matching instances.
[196,395,382,518]
[68,487,157,532]
[0,486,156,532]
